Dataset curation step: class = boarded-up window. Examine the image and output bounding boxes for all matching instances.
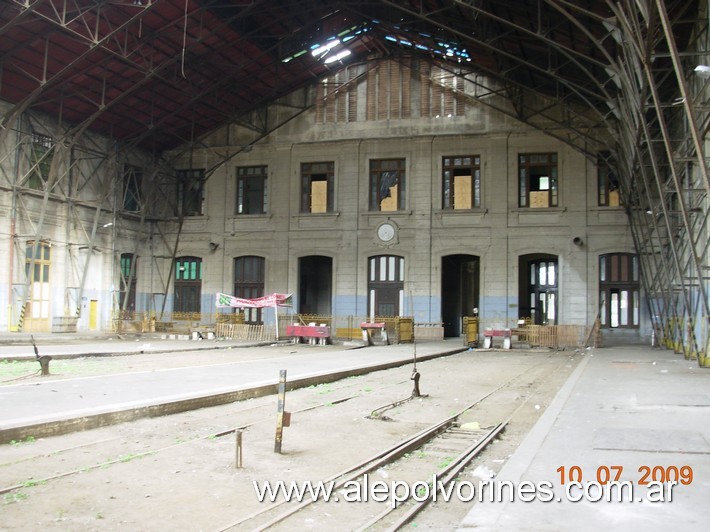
[443,156,481,209]
[380,184,398,212]
[454,176,472,209]
[301,162,334,213]
[311,179,328,213]
[519,153,558,208]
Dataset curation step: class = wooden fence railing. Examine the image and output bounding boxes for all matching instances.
[215,322,271,342]
[515,324,594,348]
[277,314,414,343]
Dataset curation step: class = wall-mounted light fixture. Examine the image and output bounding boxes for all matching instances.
[209,242,219,251]
[573,237,584,247]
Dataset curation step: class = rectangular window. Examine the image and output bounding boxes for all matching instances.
[28,132,54,190]
[174,257,202,313]
[177,169,205,217]
[597,151,621,206]
[119,253,137,312]
[370,159,405,211]
[442,156,481,210]
[519,153,557,208]
[123,165,142,212]
[236,166,268,214]
[300,162,334,213]
[234,256,265,324]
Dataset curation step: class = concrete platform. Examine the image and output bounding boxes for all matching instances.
[0,336,465,443]
[458,345,710,532]
[0,332,266,360]
[2,336,709,530]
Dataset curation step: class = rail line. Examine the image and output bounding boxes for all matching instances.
[0,363,419,495]
[218,352,574,531]
[219,412,506,531]
[0,349,578,531]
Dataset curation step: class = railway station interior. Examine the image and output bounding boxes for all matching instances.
[0,1,709,530]
[0,0,707,359]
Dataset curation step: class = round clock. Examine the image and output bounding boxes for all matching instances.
[377,222,396,242]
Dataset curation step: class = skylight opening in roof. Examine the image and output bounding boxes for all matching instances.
[324,49,352,64]
[311,39,341,58]
[383,29,470,62]
[282,24,369,64]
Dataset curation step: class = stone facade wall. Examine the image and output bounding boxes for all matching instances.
[0,63,640,340]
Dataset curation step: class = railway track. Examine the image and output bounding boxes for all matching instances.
[225,419,507,531]
[0,366,415,495]
[0,349,579,531]
[219,355,569,531]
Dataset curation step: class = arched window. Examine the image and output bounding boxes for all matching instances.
[234,256,265,323]
[599,253,640,328]
[174,256,202,313]
[368,255,404,317]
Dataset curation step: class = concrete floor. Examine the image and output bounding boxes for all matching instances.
[459,345,710,531]
[0,335,465,442]
[1,334,709,530]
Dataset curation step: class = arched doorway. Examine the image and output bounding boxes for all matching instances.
[441,255,479,337]
[298,256,332,315]
[368,255,404,317]
[599,253,640,329]
[519,254,558,325]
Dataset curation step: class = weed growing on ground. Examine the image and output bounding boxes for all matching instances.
[3,492,28,504]
[9,436,36,446]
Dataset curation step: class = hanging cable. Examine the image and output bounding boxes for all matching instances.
[181,0,188,78]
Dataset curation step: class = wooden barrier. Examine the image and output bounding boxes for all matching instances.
[396,317,414,343]
[277,314,413,343]
[515,324,590,348]
[216,322,272,342]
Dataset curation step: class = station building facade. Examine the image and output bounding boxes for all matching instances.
[0,60,642,342]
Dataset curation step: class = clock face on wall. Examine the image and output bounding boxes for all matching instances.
[377,222,396,242]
